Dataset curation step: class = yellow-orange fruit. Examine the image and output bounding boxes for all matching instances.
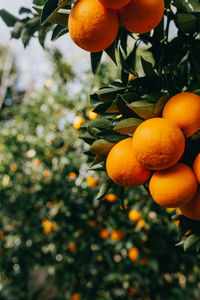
[128,209,142,222]
[180,189,200,220]
[106,137,151,187]
[128,286,137,295]
[104,193,117,203]
[193,153,200,183]
[71,294,81,300]
[68,0,119,52]
[162,92,200,137]
[149,163,198,208]
[73,116,84,129]
[111,229,124,241]
[132,118,185,170]
[119,0,164,34]
[99,228,110,239]
[98,0,131,9]
[128,247,139,262]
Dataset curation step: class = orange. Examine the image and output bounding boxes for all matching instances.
[68,0,119,52]
[73,116,84,129]
[128,209,142,222]
[69,242,78,252]
[128,247,139,262]
[104,193,117,203]
[68,172,77,180]
[193,153,200,183]
[137,219,145,229]
[111,229,124,241]
[132,118,185,170]
[149,163,198,208]
[162,92,200,137]
[99,228,110,239]
[86,175,98,187]
[87,220,96,227]
[106,138,151,187]
[42,219,54,235]
[128,286,137,296]
[98,0,131,10]
[88,109,98,120]
[119,0,164,34]
[180,189,200,220]
[71,294,81,300]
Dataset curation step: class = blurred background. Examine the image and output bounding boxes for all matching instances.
[1,2,200,300]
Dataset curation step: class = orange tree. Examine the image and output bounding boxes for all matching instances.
[0,0,200,298]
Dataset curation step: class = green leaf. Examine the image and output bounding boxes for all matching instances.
[183,234,200,251]
[20,16,41,47]
[177,13,197,33]
[33,0,46,5]
[19,7,32,15]
[90,139,115,156]
[128,100,155,119]
[104,42,117,65]
[96,87,126,103]
[173,0,200,12]
[41,0,70,25]
[51,24,68,41]
[105,101,119,113]
[90,52,103,75]
[87,117,113,131]
[113,118,143,134]
[90,155,106,167]
[0,9,19,27]
[154,94,170,116]
[11,21,24,39]
[141,56,156,77]
[95,179,113,200]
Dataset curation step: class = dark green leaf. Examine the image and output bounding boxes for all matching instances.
[90,52,103,75]
[41,0,69,25]
[183,234,200,251]
[0,9,19,27]
[51,24,68,41]
[95,179,113,200]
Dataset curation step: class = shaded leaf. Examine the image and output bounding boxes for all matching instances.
[113,118,143,134]
[41,0,70,25]
[0,9,19,27]
[184,234,200,251]
[128,100,155,119]
[141,56,156,77]
[90,139,115,156]
[95,179,113,200]
[86,117,113,131]
[51,24,68,40]
[104,42,117,65]
[90,51,103,75]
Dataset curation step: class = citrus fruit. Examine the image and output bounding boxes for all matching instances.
[106,137,151,187]
[99,228,110,239]
[149,163,198,207]
[73,116,84,129]
[88,109,98,120]
[111,229,124,241]
[42,219,54,235]
[137,219,145,229]
[119,0,164,34]
[69,242,78,252]
[86,175,98,187]
[68,0,119,52]
[71,294,81,300]
[162,92,200,137]
[193,153,200,183]
[180,188,200,220]
[128,247,139,262]
[98,0,131,10]
[132,118,185,170]
[104,193,117,202]
[128,209,142,222]
[128,286,137,295]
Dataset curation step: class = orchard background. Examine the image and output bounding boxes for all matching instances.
[0,0,200,299]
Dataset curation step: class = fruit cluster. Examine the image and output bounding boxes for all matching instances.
[106,92,200,220]
[68,0,165,52]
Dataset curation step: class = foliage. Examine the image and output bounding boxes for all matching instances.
[0,48,199,299]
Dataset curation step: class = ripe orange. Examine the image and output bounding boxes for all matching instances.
[119,0,164,34]
[42,219,54,235]
[104,193,117,203]
[73,116,84,129]
[98,0,131,10]
[128,247,139,262]
[86,175,98,187]
[162,92,200,137]
[71,294,81,300]
[180,189,200,220]
[111,229,124,241]
[132,118,185,170]
[106,137,151,187]
[88,109,98,120]
[149,163,198,208]
[99,228,110,239]
[68,0,119,52]
[137,219,145,229]
[128,286,137,295]
[193,153,200,183]
[69,242,78,252]
[128,209,142,222]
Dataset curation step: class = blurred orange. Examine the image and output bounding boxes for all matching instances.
[87,220,96,227]
[73,116,84,129]
[42,219,54,235]
[71,293,81,300]
[69,242,78,252]
[137,219,145,229]
[128,247,139,262]
[99,228,110,240]
[86,175,98,187]
[68,172,77,180]
[32,158,41,169]
[128,286,137,295]
[88,109,98,120]
[104,193,117,203]
[0,231,5,238]
[128,209,142,222]
[111,229,124,241]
